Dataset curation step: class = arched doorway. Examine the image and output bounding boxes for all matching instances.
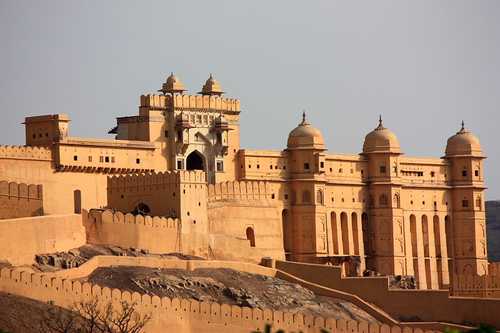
[246,227,256,247]
[73,190,81,214]
[186,151,205,171]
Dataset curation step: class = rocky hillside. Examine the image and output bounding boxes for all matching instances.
[487,201,500,262]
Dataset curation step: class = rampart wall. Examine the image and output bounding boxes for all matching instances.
[0,145,52,161]
[270,260,500,329]
[84,209,208,257]
[0,149,109,214]
[451,273,500,298]
[0,256,463,333]
[207,180,285,262]
[140,94,240,112]
[84,209,182,254]
[0,181,43,219]
[0,214,85,265]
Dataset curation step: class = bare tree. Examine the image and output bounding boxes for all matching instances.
[34,298,151,333]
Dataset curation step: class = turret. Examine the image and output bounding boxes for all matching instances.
[285,112,328,261]
[361,117,405,277]
[445,121,487,276]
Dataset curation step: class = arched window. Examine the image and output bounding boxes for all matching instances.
[302,190,311,204]
[476,195,482,210]
[316,190,324,205]
[393,193,400,208]
[379,194,388,207]
[246,227,256,247]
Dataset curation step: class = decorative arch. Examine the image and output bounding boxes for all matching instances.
[316,189,324,205]
[73,189,81,214]
[331,212,339,255]
[393,193,400,208]
[186,150,205,171]
[351,212,359,256]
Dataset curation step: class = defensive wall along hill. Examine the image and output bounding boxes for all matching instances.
[2,254,499,333]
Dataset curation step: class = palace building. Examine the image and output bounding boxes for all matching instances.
[0,73,488,290]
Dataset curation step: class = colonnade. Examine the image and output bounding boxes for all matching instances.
[408,214,451,289]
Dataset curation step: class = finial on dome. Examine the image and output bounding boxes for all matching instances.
[300,110,310,126]
[375,115,385,130]
[461,120,465,130]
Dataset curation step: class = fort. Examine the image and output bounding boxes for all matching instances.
[0,73,497,332]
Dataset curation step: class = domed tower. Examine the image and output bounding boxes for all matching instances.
[285,112,328,261]
[445,122,487,276]
[362,116,405,276]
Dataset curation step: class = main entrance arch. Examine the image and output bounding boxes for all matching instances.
[186,150,205,171]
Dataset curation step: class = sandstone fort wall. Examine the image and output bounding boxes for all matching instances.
[0,257,460,333]
[207,180,285,262]
[271,260,500,328]
[84,209,182,254]
[0,148,108,214]
[0,214,85,265]
[0,181,43,219]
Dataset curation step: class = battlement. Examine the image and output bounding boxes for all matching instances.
[208,180,271,202]
[108,170,206,190]
[0,181,43,219]
[0,261,415,333]
[140,94,241,112]
[0,181,42,200]
[0,145,52,161]
[89,209,180,229]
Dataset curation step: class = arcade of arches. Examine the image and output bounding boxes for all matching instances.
[282,208,453,289]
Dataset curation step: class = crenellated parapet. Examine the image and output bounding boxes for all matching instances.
[89,209,180,229]
[208,180,271,202]
[0,145,52,161]
[0,181,43,219]
[108,170,206,192]
[0,181,42,200]
[140,94,240,113]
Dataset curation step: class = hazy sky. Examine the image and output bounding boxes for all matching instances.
[1,1,499,197]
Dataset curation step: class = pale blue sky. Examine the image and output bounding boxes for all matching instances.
[0,1,499,197]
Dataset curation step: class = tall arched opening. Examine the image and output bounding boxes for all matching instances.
[331,212,339,254]
[282,209,293,257]
[186,150,205,171]
[340,212,349,255]
[246,227,256,247]
[73,189,81,214]
[351,212,359,255]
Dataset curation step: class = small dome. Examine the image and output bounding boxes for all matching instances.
[445,121,483,157]
[363,117,401,154]
[159,72,186,94]
[199,74,224,96]
[287,112,325,150]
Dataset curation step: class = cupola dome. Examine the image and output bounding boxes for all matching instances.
[287,112,325,150]
[159,72,186,94]
[199,74,224,96]
[445,121,483,157]
[362,116,401,154]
